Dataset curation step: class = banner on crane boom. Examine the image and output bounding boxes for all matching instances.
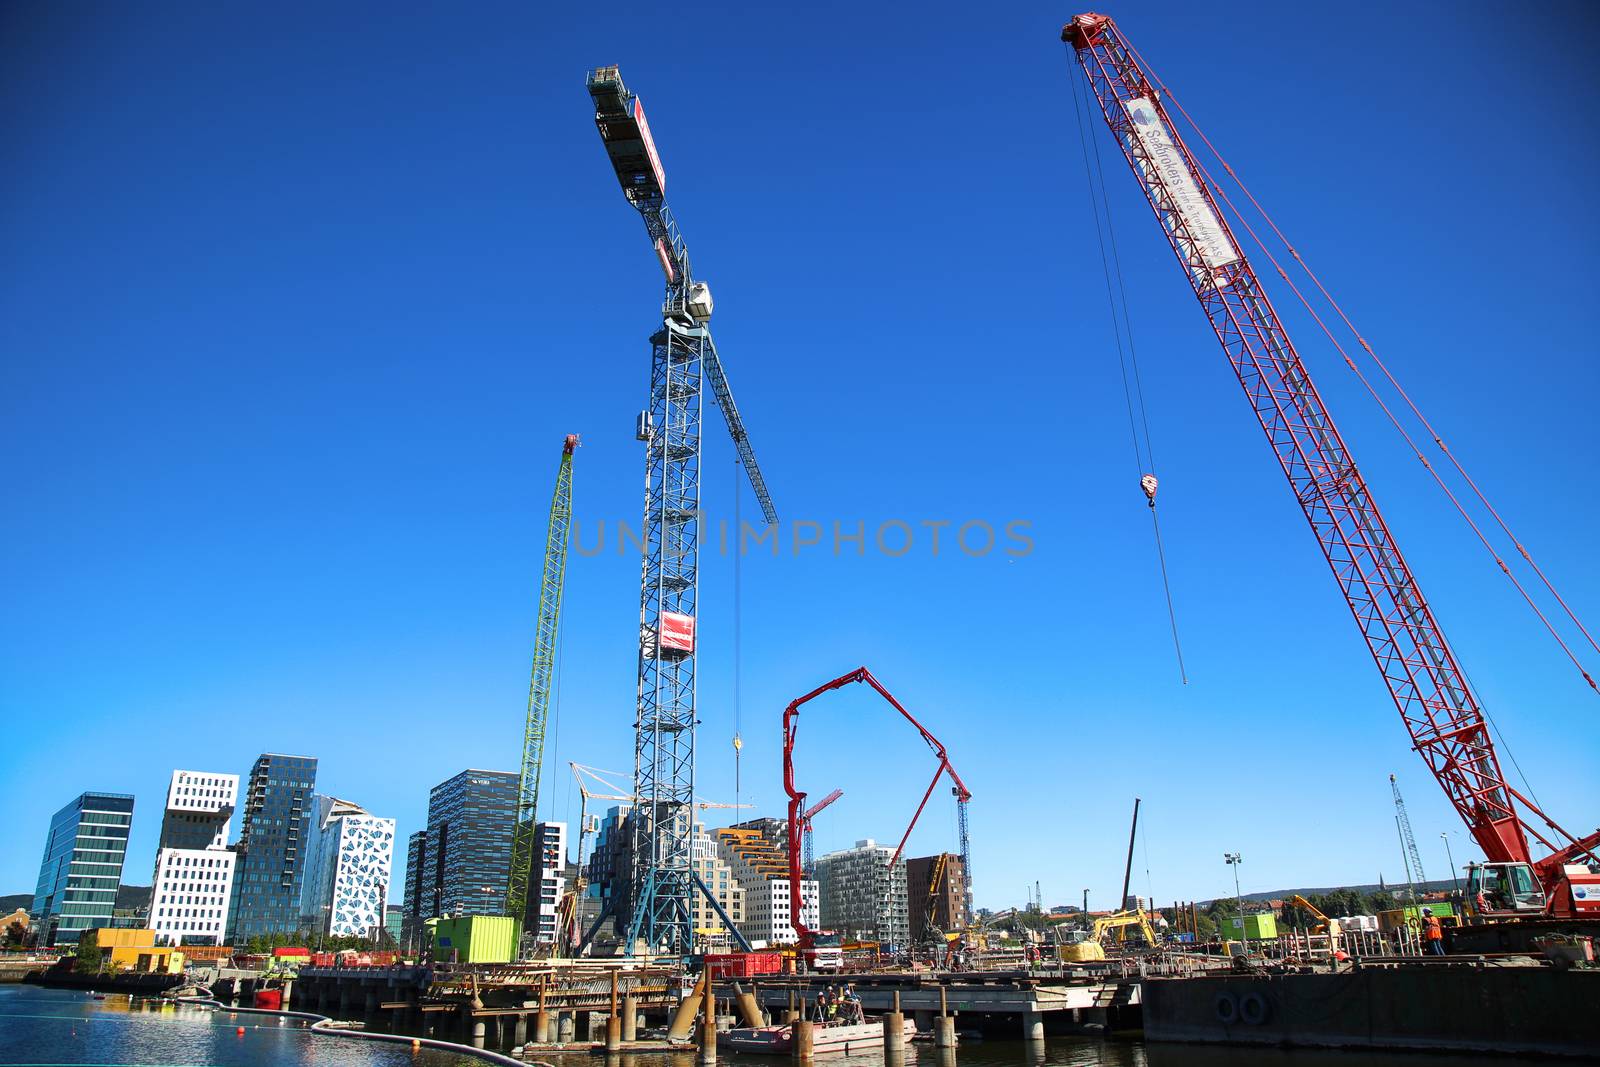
[1122,97,1238,272]
[659,611,695,654]
[633,98,667,196]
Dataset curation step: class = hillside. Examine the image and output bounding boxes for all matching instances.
[0,885,151,915]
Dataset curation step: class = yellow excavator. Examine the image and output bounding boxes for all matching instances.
[1283,894,1334,934]
[1056,907,1160,962]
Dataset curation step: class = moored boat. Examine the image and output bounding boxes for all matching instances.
[720,1017,918,1056]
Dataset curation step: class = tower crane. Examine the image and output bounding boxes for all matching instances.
[564,761,755,954]
[800,789,844,877]
[1062,13,1600,925]
[586,66,779,956]
[1391,773,1427,902]
[507,434,578,939]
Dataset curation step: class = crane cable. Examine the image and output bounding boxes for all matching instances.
[1123,39,1597,698]
[733,457,743,813]
[1070,56,1188,686]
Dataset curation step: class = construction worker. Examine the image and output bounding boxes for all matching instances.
[1421,908,1445,956]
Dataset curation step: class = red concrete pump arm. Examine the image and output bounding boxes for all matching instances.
[783,667,971,950]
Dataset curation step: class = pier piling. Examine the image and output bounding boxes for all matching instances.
[791,1019,814,1062]
[622,995,638,1041]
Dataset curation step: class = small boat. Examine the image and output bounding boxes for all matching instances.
[720,1018,918,1056]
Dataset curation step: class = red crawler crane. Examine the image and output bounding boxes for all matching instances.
[783,668,972,952]
[1061,13,1599,928]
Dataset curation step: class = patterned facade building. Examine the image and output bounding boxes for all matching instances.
[300,796,395,938]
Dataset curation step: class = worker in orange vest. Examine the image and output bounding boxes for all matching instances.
[1421,908,1445,956]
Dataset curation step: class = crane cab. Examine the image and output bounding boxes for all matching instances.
[1463,861,1547,919]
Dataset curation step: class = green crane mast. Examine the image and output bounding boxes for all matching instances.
[507,433,578,938]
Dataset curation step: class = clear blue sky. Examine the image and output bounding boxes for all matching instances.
[3,1,1597,913]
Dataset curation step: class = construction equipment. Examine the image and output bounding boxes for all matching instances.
[1094,907,1159,947]
[1061,12,1600,924]
[1282,895,1334,935]
[781,668,972,956]
[920,853,950,943]
[1391,773,1427,903]
[507,434,578,939]
[562,763,635,954]
[800,789,843,877]
[564,762,755,954]
[1053,907,1159,963]
[587,66,778,956]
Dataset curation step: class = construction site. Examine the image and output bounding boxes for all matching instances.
[33,7,1587,1065]
[260,11,1600,1062]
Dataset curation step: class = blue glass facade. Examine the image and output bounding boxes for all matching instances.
[32,792,134,944]
[226,753,317,941]
[401,769,516,926]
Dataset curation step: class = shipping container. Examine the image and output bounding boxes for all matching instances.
[433,915,520,964]
[1219,913,1277,940]
[705,952,783,978]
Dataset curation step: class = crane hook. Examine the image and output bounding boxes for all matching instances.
[1140,473,1159,508]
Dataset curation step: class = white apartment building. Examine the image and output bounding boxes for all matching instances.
[715,822,816,945]
[690,823,744,946]
[815,839,910,949]
[149,770,239,946]
[530,821,567,946]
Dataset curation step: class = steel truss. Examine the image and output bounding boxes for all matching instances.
[1063,13,1596,875]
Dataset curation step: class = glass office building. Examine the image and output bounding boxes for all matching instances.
[226,753,317,941]
[401,769,517,926]
[32,792,135,944]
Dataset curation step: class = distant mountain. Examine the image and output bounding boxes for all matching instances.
[117,885,151,910]
[0,885,152,915]
[1201,879,1458,906]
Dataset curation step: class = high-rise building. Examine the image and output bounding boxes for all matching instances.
[400,829,431,949]
[905,853,968,944]
[691,823,744,948]
[815,839,909,950]
[32,792,134,944]
[527,822,567,946]
[148,770,238,946]
[299,796,396,938]
[401,769,517,929]
[584,806,634,937]
[716,820,816,945]
[227,753,317,942]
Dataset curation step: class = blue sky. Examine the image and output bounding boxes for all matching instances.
[3,1,1596,913]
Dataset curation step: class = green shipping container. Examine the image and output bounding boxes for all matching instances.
[1220,913,1277,940]
[433,915,520,963]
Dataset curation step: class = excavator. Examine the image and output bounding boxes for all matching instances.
[1054,907,1161,963]
[1282,895,1335,935]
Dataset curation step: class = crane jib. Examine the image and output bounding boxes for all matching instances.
[1062,13,1595,887]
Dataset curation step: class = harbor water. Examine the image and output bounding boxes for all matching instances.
[0,985,485,1066]
[0,985,1559,1067]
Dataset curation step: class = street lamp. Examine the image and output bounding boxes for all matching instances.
[1440,832,1462,896]
[1224,853,1243,934]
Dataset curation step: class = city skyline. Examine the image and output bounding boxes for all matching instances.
[4,2,1597,912]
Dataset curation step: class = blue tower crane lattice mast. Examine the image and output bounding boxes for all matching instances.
[587,66,778,956]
